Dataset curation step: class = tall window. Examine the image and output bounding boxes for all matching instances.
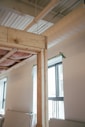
[0,78,7,115]
[33,56,64,119]
[48,56,64,119]
[33,66,37,114]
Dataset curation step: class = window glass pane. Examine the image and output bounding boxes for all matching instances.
[48,66,56,97]
[58,64,64,97]
[0,78,7,115]
[33,66,37,114]
[0,82,3,109]
[57,101,65,119]
[3,81,7,109]
[48,100,57,119]
[48,100,64,119]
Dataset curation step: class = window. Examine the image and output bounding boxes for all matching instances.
[0,78,7,115]
[33,66,37,114]
[33,56,64,119]
[48,56,64,119]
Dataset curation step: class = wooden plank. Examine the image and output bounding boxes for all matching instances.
[0,26,7,43]
[37,49,48,127]
[24,0,59,31]
[0,45,37,54]
[0,0,57,23]
[37,51,43,127]
[44,49,48,127]
[0,26,46,49]
[0,48,17,63]
[0,46,11,51]
[8,28,46,49]
[0,41,42,54]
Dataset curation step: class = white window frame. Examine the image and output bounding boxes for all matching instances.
[48,62,64,119]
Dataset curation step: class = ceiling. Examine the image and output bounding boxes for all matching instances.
[0,49,33,73]
[0,0,84,74]
[0,0,82,34]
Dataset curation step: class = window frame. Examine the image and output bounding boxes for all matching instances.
[48,60,64,119]
[48,61,64,101]
[33,56,64,119]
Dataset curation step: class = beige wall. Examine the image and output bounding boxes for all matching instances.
[63,52,85,122]
[5,56,36,113]
[48,40,85,122]
[5,39,85,122]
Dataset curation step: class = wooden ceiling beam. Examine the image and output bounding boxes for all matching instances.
[24,0,60,31]
[0,48,17,63]
[0,46,12,51]
[0,26,47,51]
[0,0,57,23]
[0,45,37,55]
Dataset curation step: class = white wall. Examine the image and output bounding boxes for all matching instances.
[48,40,85,122]
[63,52,85,122]
[4,39,85,122]
[5,57,36,113]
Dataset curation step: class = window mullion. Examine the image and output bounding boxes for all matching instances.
[48,97,64,101]
[55,64,59,97]
[55,64,58,118]
[2,81,5,109]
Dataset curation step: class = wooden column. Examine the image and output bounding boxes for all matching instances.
[37,49,48,127]
[44,49,48,127]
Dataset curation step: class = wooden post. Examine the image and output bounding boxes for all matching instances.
[37,49,48,127]
[44,49,48,127]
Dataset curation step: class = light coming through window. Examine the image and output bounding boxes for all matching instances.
[33,56,64,119]
[0,78,7,115]
[48,56,64,119]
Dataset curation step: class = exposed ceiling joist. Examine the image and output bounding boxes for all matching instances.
[0,45,37,55]
[0,0,83,34]
[0,46,12,51]
[0,0,57,23]
[24,0,60,31]
[0,48,17,63]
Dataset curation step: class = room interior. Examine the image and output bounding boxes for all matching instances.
[0,0,85,127]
